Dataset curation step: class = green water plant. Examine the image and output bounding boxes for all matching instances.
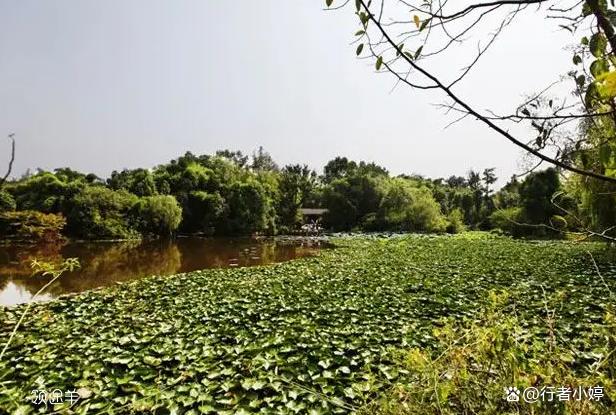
[0,258,80,362]
[359,291,615,414]
[0,235,613,413]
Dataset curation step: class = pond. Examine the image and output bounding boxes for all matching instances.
[0,237,327,307]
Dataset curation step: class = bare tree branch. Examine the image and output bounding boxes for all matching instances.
[426,0,549,20]
[357,0,616,184]
[0,133,15,190]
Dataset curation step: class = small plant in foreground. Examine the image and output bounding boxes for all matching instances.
[0,258,80,362]
[360,292,616,415]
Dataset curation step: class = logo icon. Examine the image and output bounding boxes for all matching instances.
[505,386,520,402]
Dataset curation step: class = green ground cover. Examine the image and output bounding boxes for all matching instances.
[0,233,614,414]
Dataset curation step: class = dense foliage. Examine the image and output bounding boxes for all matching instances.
[361,292,615,415]
[0,191,15,212]
[0,211,66,243]
[1,148,612,240]
[0,235,614,413]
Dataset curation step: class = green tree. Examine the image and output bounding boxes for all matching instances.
[378,179,447,233]
[108,168,158,197]
[519,168,561,225]
[9,171,83,214]
[0,191,15,211]
[216,150,249,168]
[482,168,497,197]
[493,176,521,210]
[0,211,66,242]
[183,191,225,235]
[66,186,139,239]
[323,157,358,183]
[322,181,358,231]
[251,146,279,172]
[357,161,389,177]
[222,180,271,235]
[277,164,317,230]
[130,195,182,237]
[446,208,466,234]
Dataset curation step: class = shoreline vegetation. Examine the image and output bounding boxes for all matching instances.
[1,233,614,413]
[2,148,612,245]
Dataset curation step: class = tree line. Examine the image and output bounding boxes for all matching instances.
[0,147,612,241]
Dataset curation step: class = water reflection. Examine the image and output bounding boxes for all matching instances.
[0,237,325,306]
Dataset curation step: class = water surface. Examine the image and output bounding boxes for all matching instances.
[0,237,326,306]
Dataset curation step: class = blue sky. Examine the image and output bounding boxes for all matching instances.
[0,1,573,184]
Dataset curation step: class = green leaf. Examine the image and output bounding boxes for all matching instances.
[589,33,607,58]
[143,355,162,366]
[415,45,424,59]
[375,56,383,70]
[325,0,333,7]
[573,54,582,65]
[359,11,369,25]
[354,30,365,36]
[356,43,364,56]
[608,9,616,26]
[585,81,601,107]
[590,59,609,78]
[599,144,612,166]
[419,18,431,32]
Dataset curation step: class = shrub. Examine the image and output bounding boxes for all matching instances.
[324,175,386,231]
[404,189,447,233]
[489,207,526,237]
[445,208,466,234]
[107,168,158,196]
[66,186,139,239]
[323,185,358,231]
[182,191,225,235]
[0,211,66,242]
[519,168,560,224]
[222,181,270,235]
[0,191,16,211]
[379,180,447,233]
[130,195,182,236]
[550,214,568,231]
[359,292,615,415]
[10,171,80,213]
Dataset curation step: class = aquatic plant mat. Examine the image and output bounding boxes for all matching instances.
[1,233,614,414]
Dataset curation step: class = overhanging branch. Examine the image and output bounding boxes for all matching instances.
[359,0,616,184]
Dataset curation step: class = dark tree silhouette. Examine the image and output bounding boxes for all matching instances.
[0,133,15,190]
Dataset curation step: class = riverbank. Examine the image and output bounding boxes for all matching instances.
[0,233,613,413]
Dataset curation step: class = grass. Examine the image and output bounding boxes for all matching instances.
[0,233,614,414]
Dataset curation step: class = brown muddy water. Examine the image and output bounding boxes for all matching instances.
[0,237,327,306]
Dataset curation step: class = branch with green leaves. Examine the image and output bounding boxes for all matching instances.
[325,0,616,183]
[0,258,80,362]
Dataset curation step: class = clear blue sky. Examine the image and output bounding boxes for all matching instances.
[0,1,572,184]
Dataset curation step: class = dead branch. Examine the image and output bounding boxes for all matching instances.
[0,133,15,190]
